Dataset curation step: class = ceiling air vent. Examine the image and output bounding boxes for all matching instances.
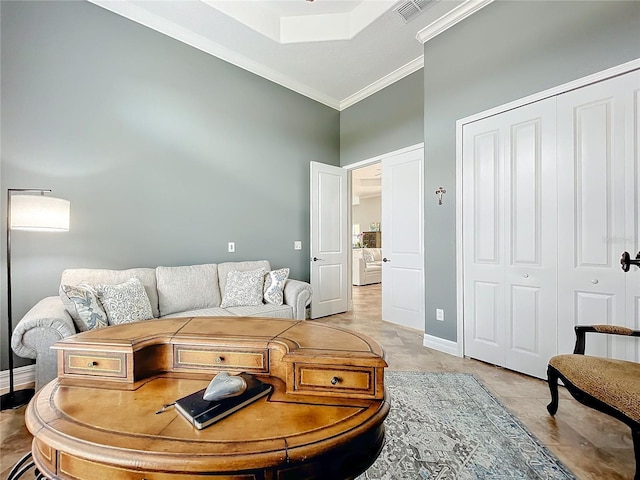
[395,0,433,23]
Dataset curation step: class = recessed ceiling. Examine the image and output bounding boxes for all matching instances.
[352,162,382,202]
[88,0,492,110]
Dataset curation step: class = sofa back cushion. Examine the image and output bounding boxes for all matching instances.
[218,260,271,298]
[60,268,159,318]
[156,264,221,316]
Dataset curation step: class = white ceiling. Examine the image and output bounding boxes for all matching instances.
[88,0,492,110]
[352,162,382,202]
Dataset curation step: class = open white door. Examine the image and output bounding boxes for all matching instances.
[310,161,349,319]
[381,147,425,331]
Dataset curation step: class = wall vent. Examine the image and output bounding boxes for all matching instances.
[395,0,433,23]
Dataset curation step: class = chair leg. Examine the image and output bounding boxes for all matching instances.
[546,365,560,416]
[633,427,639,480]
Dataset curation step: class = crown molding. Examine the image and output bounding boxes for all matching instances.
[87,0,341,109]
[416,0,494,44]
[339,56,424,111]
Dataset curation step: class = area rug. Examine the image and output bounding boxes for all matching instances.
[358,371,576,480]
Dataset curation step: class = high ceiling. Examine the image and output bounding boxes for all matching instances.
[88,0,492,110]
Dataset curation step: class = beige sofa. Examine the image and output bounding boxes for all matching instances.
[11,260,312,390]
[353,248,382,286]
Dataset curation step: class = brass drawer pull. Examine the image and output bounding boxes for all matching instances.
[215,356,224,364]
[331,376,340,385]
[87,361,98,367]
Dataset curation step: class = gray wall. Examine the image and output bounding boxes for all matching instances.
[1,0,339,370]
[423,0,640,341]
[340,70,424,166]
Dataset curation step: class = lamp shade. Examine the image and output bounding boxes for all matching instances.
[10,194,70,231]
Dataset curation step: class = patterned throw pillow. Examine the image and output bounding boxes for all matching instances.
[363,249,375,264]
[220,269,266,308]
[263,268,290,306]
[96,277,153,325]
[59,283,109,332]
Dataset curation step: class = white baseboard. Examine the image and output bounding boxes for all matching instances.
[423,334,461,357]
[0,365,36,393]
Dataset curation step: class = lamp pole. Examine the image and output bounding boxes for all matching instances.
[2,189,53,410]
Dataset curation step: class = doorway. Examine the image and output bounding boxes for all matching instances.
[345,143,425,332]
[351,163,383,293]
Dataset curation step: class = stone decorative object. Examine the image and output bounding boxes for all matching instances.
[203,372,247,401]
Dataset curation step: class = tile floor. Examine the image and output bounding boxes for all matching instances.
[0,283,634,479]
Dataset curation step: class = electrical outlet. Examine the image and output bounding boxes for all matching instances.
[294,241,302,250]
[436,308,444,321]
[228,242,235,253]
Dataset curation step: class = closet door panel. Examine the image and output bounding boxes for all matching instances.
[503,101,557,378]
[557,72,638,359]
[463,124,506,367]
[463,98,556,377]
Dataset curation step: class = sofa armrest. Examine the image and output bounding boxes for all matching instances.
[283,279,312,320]
[353,256,366,285]
[11,296,77,359]
[11,296,77,390]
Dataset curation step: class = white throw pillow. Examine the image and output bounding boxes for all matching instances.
[263,268,289,306]
[96,277,154,325]
[220,269,266,308]
[59,283,109,332]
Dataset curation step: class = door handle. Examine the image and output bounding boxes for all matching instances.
[383,257,391,262]
[312,257,323,262]
[620,251,640,272]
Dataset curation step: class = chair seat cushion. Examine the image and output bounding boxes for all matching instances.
[549,354,640,423]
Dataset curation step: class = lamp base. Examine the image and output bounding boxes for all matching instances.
[0,388,35,410]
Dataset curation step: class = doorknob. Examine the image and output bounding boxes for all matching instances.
[312,257,323,262]
[383,257,391,262]
[620,251,640,272]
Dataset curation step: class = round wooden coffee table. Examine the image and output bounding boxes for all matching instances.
[25,317,390,479]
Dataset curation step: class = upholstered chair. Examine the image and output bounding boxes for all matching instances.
[547,325,640,480]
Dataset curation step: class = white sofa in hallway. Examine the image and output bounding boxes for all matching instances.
[353,248,382,286]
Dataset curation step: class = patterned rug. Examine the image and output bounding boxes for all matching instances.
[358,371,576,480]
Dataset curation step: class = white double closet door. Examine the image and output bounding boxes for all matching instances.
[462,69,639,379]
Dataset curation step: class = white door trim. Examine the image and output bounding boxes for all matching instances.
[455,58,640,357]
[343,143,425,172]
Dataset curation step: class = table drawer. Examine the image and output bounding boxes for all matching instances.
[63,352,127,378]
[58,453,257,480]
[294,364,374,396]
[174,346,268,373]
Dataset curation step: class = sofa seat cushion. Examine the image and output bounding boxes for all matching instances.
[225,304,293,319]
[160,307,232,318]
[156,264,221,316]
[365,263,382,273]
[61,268,159,318]
[159,304,293,320]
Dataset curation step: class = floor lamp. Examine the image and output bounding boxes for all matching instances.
[1,189,70,410]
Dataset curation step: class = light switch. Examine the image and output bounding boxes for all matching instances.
[294,241,302,250]
[436,309,444,321]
